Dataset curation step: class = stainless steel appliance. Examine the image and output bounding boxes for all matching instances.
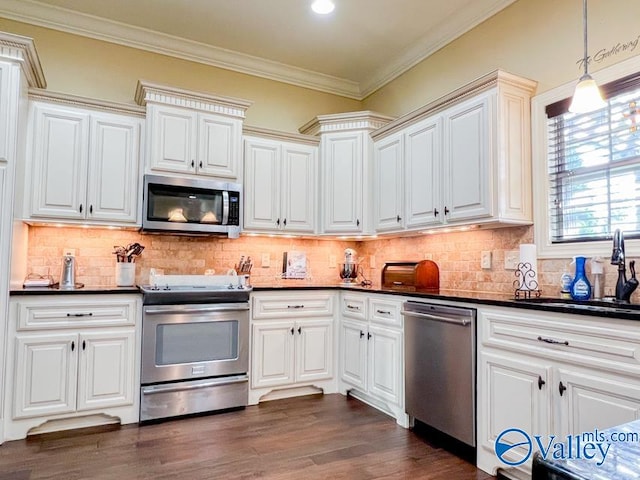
[339,248,360,283]
[402,300,476,447]
[139,275,250,421]
[141,174,242,236]
[59,251,78,289]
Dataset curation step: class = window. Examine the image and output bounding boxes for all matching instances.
[546,73,640,243]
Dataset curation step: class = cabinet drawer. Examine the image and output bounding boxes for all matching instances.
[369,298,403,328]
[481,307,640,373]
[341,294,367,320]
[252,293,334,319]
[13,296,138,330]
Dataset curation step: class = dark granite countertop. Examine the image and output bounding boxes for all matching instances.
[10,283,640,320]
[252,284,640,321]
[532,419,640,479]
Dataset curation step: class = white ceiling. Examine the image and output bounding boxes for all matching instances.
[0,0,518,99]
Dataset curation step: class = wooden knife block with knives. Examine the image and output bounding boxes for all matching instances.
[381,260,439,292]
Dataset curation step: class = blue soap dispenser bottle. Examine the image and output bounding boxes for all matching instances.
[570,256,592,301]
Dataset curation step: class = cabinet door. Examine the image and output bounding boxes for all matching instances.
[339,320,367,390]
[557,367,640,439]
[243,138,282,231]
[197,113,241,179]
[405,117,443,228]
[322,132,363,233]
[478,351,551,471]
[148,104,196,174]
[77,329,136,412]
[30,104,89,219]
[282,143,317,233]
[13,333,78,419]
[251,321,295,388]
[443,93,492,222]
[368,325,402,405]
[295,319,333,383]
[374,133,404,232]
[87,113,141,223]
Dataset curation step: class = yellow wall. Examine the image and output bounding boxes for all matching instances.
[0,18,361,132]
[363,0,640,116]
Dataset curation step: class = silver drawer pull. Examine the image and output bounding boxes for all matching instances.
[66,313,93,317]
[376,309,391,315]
[393,281,403,285]
[537,335,569,346]
[347,305,360,310]
[287,305,305,309]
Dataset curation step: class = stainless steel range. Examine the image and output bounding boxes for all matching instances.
[139,275,251,421]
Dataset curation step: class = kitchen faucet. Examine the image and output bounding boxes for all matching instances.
[611,229,638,302]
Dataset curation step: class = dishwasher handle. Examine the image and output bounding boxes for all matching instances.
[401,309,472,326]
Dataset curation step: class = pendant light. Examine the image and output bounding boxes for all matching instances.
[568,0,606,113]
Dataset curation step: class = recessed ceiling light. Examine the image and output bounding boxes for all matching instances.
[312,0,335,14]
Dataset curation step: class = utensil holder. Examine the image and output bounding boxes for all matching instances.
[115,262,135,287]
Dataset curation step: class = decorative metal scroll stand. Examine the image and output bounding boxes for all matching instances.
[514,262,542,299]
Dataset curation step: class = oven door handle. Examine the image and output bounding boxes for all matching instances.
[144,304,250,315]
[141,374,248,395]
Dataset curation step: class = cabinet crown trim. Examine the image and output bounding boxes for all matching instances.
[243,125,319,146]
[371,69,537,140]
[135,80,252,118]
[28,88,146,117]
[299,110,395,136]
[0,31,46,88]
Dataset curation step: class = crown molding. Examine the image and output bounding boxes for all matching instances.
[29,87,145,116]
[135,80,252,118]
[0,0,362,99]
[0,0,517,101]
[299,111,395,136]
[0,30,45,87]
[243,125,320,146]
[359,0,519,98]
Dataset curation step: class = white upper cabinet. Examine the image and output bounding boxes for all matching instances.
[24,99,142,225]
[136,81,251,181]
[373,132,404,232]
[321,131,364,233]
[300,112,394,235]
[243,129,318,234]
[404,116,442,228]
[371,70,537,234]
[442,92,492,222]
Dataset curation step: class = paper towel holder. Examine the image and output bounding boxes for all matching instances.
[513,262,542,299]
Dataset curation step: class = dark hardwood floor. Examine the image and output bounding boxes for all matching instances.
[0,394,496,479]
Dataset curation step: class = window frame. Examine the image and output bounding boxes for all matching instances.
[532,53,640,259]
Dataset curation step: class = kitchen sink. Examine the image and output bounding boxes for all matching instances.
[515,297,640,315]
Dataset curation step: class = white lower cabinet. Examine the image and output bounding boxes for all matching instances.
[249,292,336,404]
[5,295,141,440]
[338,293,407,426]
[251,318,332,389]
[477,306,640,477]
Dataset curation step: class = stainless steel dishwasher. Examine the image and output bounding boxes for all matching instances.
[402,300,476,447]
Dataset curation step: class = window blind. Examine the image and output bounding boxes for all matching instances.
[547,87,640,243]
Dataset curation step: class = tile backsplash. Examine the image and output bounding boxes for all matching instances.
[24,224,631,300]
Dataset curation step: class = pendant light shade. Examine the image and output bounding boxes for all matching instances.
[568,0,606,113]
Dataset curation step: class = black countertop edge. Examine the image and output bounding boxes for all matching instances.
[10,286,140,295]
[9,283,640,320]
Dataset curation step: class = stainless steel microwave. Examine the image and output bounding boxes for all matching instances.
[141,174,242,236]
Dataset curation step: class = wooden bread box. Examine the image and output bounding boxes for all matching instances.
[381,260,439,292]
